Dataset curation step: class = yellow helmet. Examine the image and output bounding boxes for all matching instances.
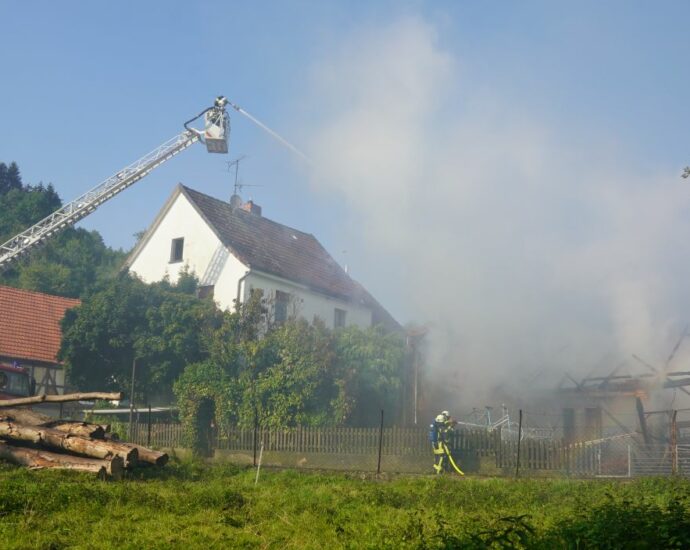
[435,414,446,423]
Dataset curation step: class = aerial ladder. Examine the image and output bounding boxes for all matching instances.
[0,97,231,271]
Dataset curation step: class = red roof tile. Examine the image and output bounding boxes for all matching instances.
[0,286,80,364]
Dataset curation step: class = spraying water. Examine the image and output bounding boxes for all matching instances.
[228,100,311,164]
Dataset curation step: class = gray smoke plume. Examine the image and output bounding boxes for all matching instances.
[301,17,690,410]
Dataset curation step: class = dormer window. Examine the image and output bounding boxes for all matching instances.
[170,237,184,263]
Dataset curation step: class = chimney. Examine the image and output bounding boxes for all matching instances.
[229,194,242,208]
[241,200,262,216]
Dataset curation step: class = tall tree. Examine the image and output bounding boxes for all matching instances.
[332,325,406,426]
[16,228,126,297]
[175,295,407,428]
[59,273,222,401]
[0,183,61,239]
[0,161,126,298]
[0,162,23,194]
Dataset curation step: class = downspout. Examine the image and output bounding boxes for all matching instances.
[236,271,250,307]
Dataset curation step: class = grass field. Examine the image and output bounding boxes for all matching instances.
[1,460,689,549]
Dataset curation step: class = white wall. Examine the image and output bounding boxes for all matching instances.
[130,190,374,329]
[241,271,373,330]
[213,251,249,309]
[129,193,225,285]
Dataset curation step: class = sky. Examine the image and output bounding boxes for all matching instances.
[2,1,690,403]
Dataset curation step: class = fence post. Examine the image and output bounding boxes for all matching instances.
[515,409,523,478]
[377,409,384,474]
[597,445,601,476]
[253,412,258,467]
[255,442,264,485]
[671,410,678,476]
[495,426,502,468]
[128,358,136,440]
[147,403,152,447]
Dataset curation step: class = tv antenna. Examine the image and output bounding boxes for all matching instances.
[227,156,262,198]
[227,156,247,195]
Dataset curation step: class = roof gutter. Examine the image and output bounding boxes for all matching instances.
[236,271,250,307]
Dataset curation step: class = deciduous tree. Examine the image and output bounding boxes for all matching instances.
[0,161,126,298]
[59,273,222,401]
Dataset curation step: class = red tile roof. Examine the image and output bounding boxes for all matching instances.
[0,285,80,364]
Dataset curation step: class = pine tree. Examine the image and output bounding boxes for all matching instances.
[0,161,23,193]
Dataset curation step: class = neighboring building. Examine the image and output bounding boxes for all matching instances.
[0,285,80,394]
[556,372,690,443]
[126,184,399,331]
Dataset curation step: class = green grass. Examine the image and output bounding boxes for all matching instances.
[1,460,689,549]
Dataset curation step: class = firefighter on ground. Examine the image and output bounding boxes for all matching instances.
[428,410,464,475]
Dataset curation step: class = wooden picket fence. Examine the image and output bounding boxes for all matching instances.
[130,422,184,448]
[220,426,429,455]
[496,439,566,471]
[451,426,501,457]
[126,421,687,478]
[127,422,499,457]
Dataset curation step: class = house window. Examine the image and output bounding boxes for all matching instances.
[170,237,184,263]
[334,308,347,328]
[274,290,290,324]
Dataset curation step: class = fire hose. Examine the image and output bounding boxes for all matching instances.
[434,441,465,476]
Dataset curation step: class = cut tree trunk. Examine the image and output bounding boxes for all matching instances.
[0,421,137,466]
[0,409,109,439]
[46,422,107,439]
[0,407,53,425]
[103,434,169,466]
[0,392,123,408]
[0,440,123,479]
[125,443,169,466]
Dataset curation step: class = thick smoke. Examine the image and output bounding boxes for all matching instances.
[302,17,690,409]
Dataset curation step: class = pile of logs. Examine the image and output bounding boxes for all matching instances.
[0,392,168,479]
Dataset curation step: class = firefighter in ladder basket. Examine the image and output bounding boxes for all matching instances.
[429,410,464,475]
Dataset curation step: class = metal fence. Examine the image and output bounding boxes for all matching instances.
[498,437,690,478]
[126,421,690,478]
[130,422,184,449]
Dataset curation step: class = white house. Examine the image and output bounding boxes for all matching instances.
[126,184,399,331]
